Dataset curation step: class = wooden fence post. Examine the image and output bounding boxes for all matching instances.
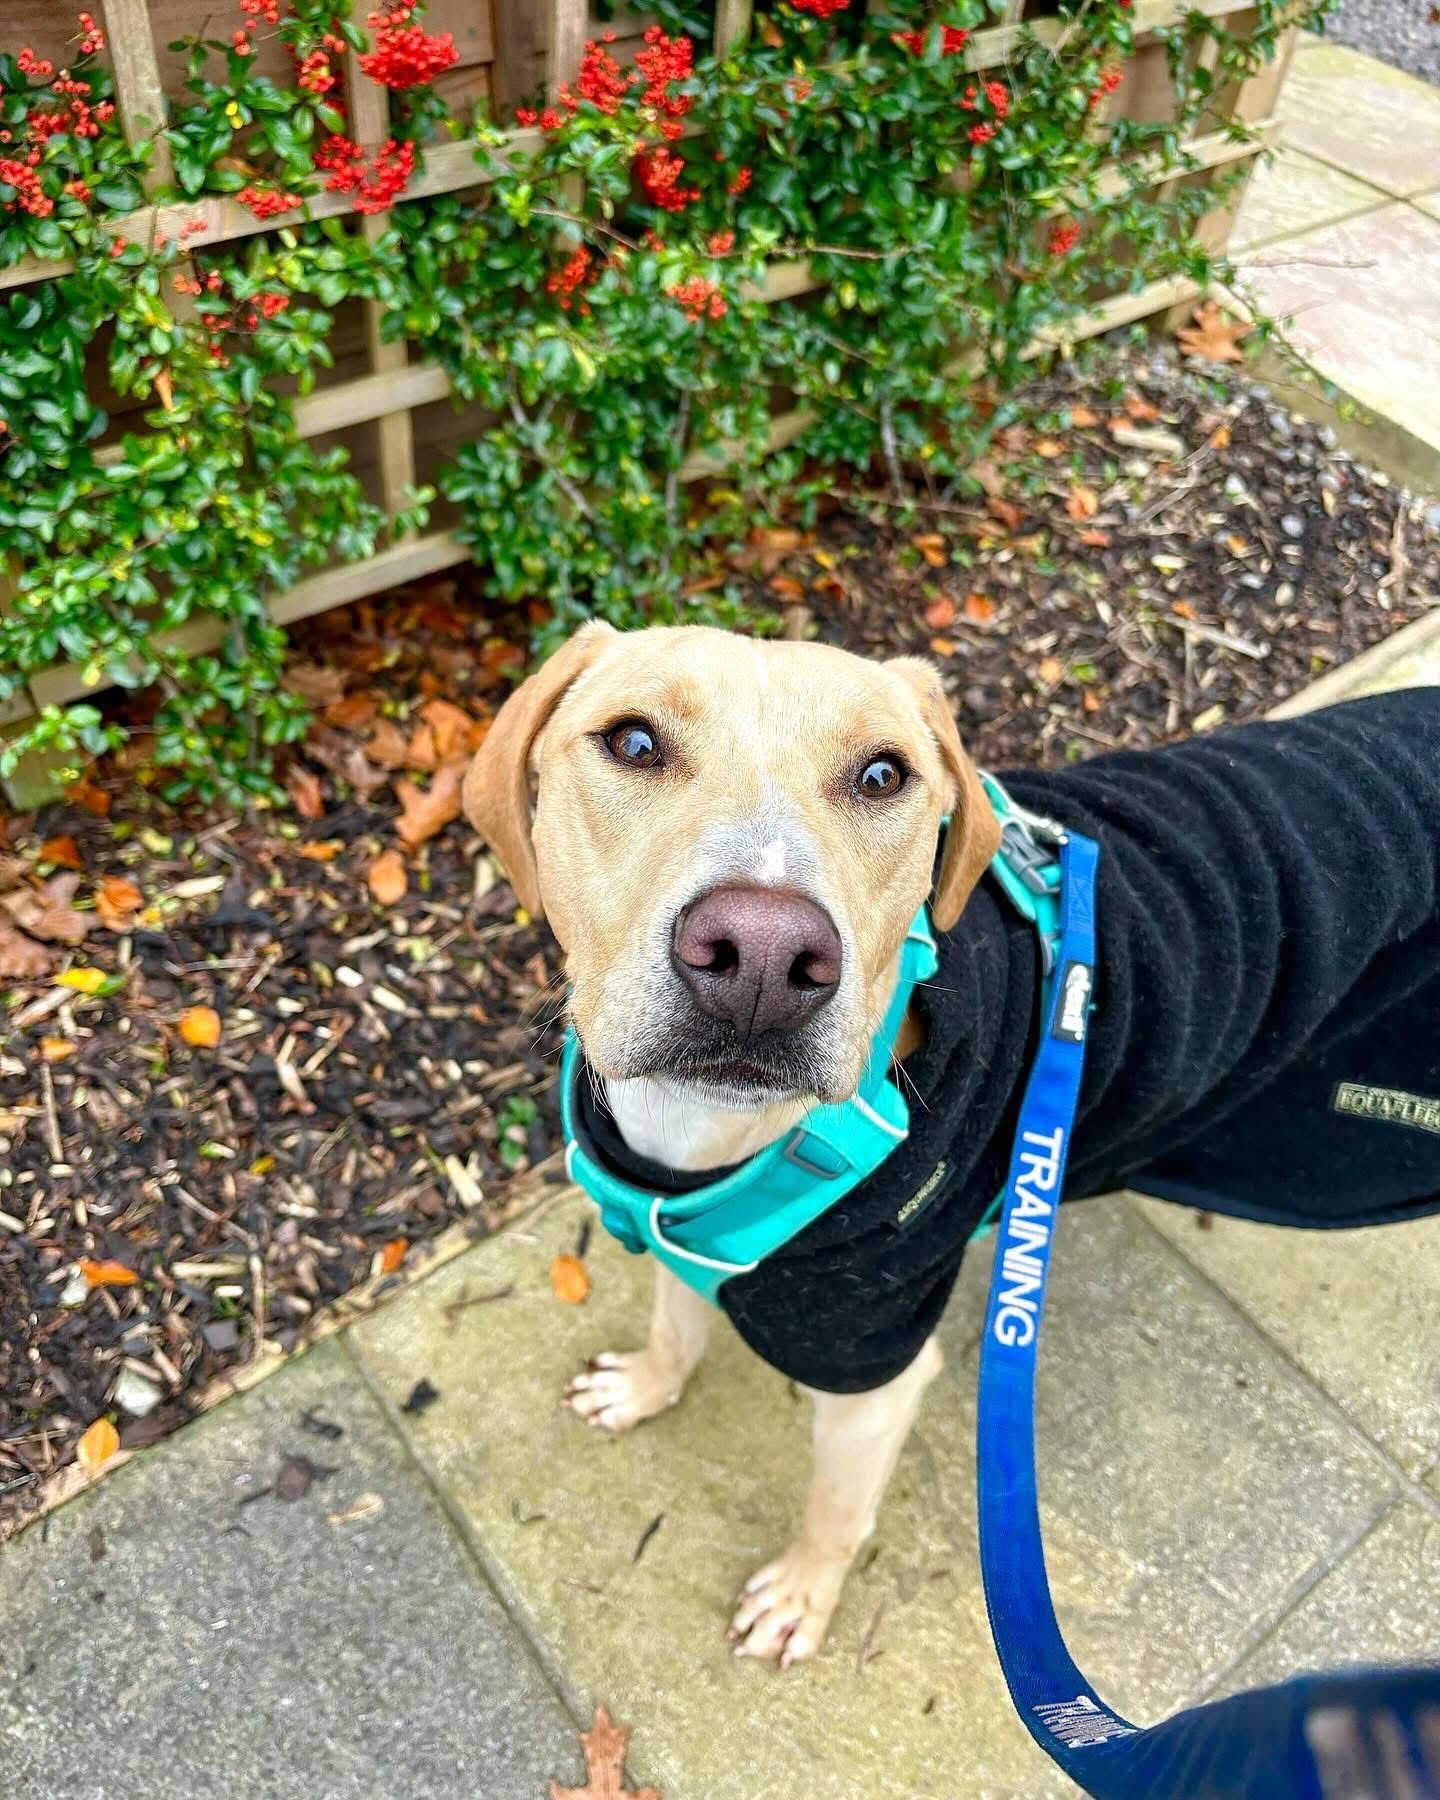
[345,44,421,537]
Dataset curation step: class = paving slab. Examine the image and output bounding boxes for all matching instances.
[1242,200,1440,479]
[1230,146,1386,253]
[0,1339,581,1800]
[1132,1199,1440,1481]
[1278,40,1440,199]
[351,1189,1398,1800]
[1212,1501,1440,1696]
[1415,190,1440,223]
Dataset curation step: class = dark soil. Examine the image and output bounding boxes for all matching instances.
[1,340,1435,1532]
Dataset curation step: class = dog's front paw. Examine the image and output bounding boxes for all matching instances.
[562,1350,684,1433]
[728,1541,850,1668]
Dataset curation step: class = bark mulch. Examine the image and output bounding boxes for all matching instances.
[1,342,1435,1533]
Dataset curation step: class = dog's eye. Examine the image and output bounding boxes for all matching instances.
[604,719,662,769]
[856,755,907,799]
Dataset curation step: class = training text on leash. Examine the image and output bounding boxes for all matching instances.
[993,1124,1063,1348]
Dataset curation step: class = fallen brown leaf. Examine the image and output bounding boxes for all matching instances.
[394,759,466,851]
[419,698,480,762]
[749,525,803,553]
[1064,483,1099,522]
[549,1253,591,1305]
[80,1258,140,1287]
[479,640,525,683]
[767,574,808,602]
[287,767,325,821]
[1208,423,1232,450]
[1175,300,1252,365]
[324,691,379,731]
[912,534,947,569]
[551,1707,658,1800]
[95,875,143,931]
[1077,527,1112,548]
[1123,392,1160,421]
[297,841,344,863]
[367,849,408,906]
[66,777,111,817]
[380,1238,408,1274]
[985,495,1024,533]
[1037,656,1065,686]
[366,717,412,770]
[179,1005,222,1048]
[1069,405,1100,428]
[3,873,91,946]
[39,835,83,871]
[75,1417,120,1473]
[963,591,996,622]
[41,1037,77,1062]
[1172,599,1198,620]
[305,726,386,801]
[928,636,956,657]
[404,722,439,772]
[966,455,1008,499]
[923,595,956,630]
[1033,437,1066,458]
[285,662,347,707]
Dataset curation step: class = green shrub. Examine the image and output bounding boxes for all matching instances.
[0,0,1326,801]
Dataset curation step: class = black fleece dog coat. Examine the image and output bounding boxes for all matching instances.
[578,688,1440,1394]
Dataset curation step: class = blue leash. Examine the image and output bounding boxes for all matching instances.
[977,830,1440,1799]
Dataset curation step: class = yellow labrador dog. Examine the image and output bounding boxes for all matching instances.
[463,619,998,1667]
[461,621,1440,1672]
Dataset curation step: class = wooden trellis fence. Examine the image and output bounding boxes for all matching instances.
[1,0,1297,765]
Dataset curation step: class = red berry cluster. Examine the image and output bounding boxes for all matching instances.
[358,0,459,90]
[0,156,51,217]
[546,245,594,313]
[635,145,699,213]
[668,275,726,322]
[16,49,54,77]
[726,165,752,195]
[894,25,969,55]
[961,78,1009,144]
[76,12,105,55]
[518,27,693,142]
[295,49,338,95]
[707,229,735,255]
[232,0,280,58]
[634,26,693,138]
[19,76,116,145]
[314,133,416,213]
[791,0,850,16]
[236,184,304,219]
[1047,220,1080,256]
[1089,66,1122,108]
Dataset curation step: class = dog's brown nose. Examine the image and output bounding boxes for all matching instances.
[671,885,842,1038]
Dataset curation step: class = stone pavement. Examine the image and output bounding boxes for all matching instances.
[3,618,1437,1800]
[1232,36,1440,494]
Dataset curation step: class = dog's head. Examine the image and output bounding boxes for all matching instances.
[463,623,998,1108]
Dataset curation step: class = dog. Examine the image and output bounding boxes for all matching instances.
[462,621,1440,1669]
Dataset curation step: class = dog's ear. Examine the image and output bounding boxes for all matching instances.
[463,621,617,917]
[886,656,1000,932]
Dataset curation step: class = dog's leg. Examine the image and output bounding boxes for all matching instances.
[730,1335,942,1667]
[563,1261,711,1433]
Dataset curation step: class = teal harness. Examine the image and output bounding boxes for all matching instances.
[560,777,1068,1306]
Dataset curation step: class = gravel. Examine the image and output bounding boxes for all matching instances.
[1323,0,1440,88]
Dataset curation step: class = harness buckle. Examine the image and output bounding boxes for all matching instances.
[999,818,1062,897]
